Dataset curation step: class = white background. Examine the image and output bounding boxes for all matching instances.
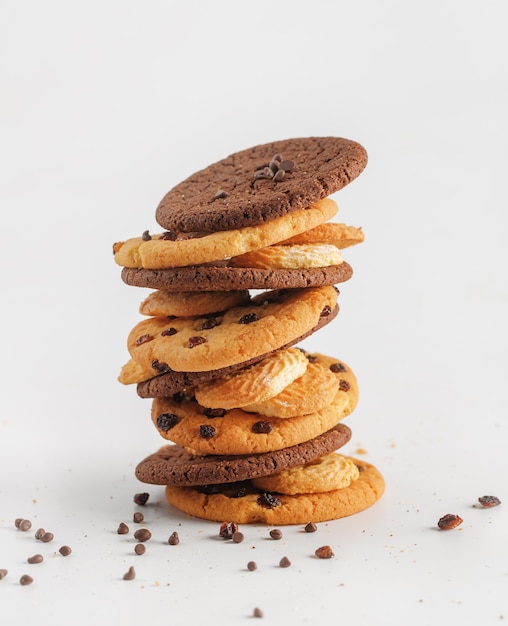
[1,1,507,624]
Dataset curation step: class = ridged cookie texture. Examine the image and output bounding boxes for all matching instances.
[155,136,367,233]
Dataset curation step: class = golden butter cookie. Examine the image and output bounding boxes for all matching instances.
[194,348,309,410]
[150,360,357,455]
[230,244,343,270]
[113,199,337,270]
[164,458,384,524]
[155,137,367,233]
[242,353,352,418]
[251,453,359,494]
[139,289,250,317]
[280,222,364,249]
[127,286,338,374]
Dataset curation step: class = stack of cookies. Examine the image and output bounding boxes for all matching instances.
[113,137,384,525]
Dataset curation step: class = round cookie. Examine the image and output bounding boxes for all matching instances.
[121,262,352,292]
[155,137,367,233]
[127,286,338,374]
[164,458,385,524]
[149,358,357,455]
[135,423,352,487]
[134,304,338,396]
[139,289,250,317]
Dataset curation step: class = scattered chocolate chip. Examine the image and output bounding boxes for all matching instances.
[199,424,216,439]
[34,528,45,540]
[478,495,501,508]
[273,153,282,162]
[278,159,295,172]
[151,359,171,373]
[338,379,351,392]
[19,574,33,586]
[156,413,180,431]
[133,512,144,523]
[40,532,54,543]
[187,336,207,348]
[168,532,179,545]
[253,607,264,618]
[330,362,347,373]
[238,312,258,324]
[135,333,154,346]
[134,529,152,542]
[437,514,463,530]
[161,327,177,337]
[315,545,334,559]
[306,354,318,363]
[134,492,150,506]
[134,544,146,555]
[247,561,257,571]
[232,531,245,544]
[27,554,43,564]
[0,569,7,580]
[14,518,23,528]
[199,317,220,330]
[355,464,365,472]
[123,566,136,581]
[254,166,274,180]
[273,169,285,182]
[204,407,226,418]
[160,230,178,241]
[269,529,283,540]
[304,522,318,533]
[213,189,228,199]
[219,522,239,539]
[141,230,152,241]
[320,305,332,317]
[117,522,129,535]
[59,546,72,556]
[279,556,291,568]
[257,493,281,509]
[252,421,273,434]
[18,519,32,532]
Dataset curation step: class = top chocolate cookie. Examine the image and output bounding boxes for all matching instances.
[155,137,367,233]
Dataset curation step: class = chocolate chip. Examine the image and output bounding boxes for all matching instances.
[478,495,501,508]
[199,424,216,439]
[123,566,136,580]
[254,166,274,180]
[338,379,351,392]
[134,492,150,506]
[247,561,257,572]
[273,169,285,182]
[213,189,228,199]
[0,569,7,580]
[437,514,463,530]
[151,359,171,373]
[306,354,318,363]
[232,531,245,544]
[320,305,332,317]
[27,554,43,564]
[19,575,33,586]
[268,159,280,173]
[238,312,258,324]
[134,544,146,555]
[315,545,334,559]
[187,336,207,348]
[117,522,129,535]
[330,362,347,373]
[253,607,264,618]
[161,327,177,337]
[279,556,291,568]
[269,529,283,540]
[34,528,45,540]
[141,230,152,241]
[257,493,281,509]
[160,230,178,241]
[40,532,54,543]
[278,159,295,172]
[273,153,283,162]
[204,407,226,418]
[18,519,32,532]
[252,421,273,434]
[168,531,180,545]
[199,317,220,330]
[136,333,154,345]
[304,522,318,533]
[59,546,72,556]
[133,512,144,523]
[134,528,152,542]
[156,413,180,431]
[14,518,23,528]
[219,522,239,539]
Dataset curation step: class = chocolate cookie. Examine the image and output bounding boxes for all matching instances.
[121,262,352,292]
[136,303,338,397]
[155,137,367,233]
[135,423,352,487]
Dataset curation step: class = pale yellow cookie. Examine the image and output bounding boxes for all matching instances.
[242,354,354,418]
[118,358,155,385]
[251,453,359,494]
[113,199,337,269]
[139,289,250,317]
[194,348,309,410]
[150,358,358,455]
[280,222,364,249]
[230,244,343,270]
[127,286,338,373]
[165,458,385,524]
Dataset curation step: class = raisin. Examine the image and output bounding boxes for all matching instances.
[135,334,154,345]
[330,362,347,373]
[252,421,273,434]
[238,312,258,324]
[437,514,463,530]
[219,522,238,539]
[199,424,216,439]
[204,408,226,418]
[338,379,351,392]
[187,336,207,348]
[478,495,501,508]
[156,413,180,431]
[257,493,281,509]
[199,317,220,330]
[161,327,177,337]
[320,305,332,317]
[151,359,171,373]
[159,230,178,241]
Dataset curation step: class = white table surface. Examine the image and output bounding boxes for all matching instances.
[1,1,507,624]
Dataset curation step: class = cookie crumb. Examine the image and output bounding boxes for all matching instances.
[219,522,239,539]
[437,514,463,530]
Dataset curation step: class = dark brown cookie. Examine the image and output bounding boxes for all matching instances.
[136,303,338,398]
[135,423,352,486]
[155,137,367,232]
[121,262,352,292]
